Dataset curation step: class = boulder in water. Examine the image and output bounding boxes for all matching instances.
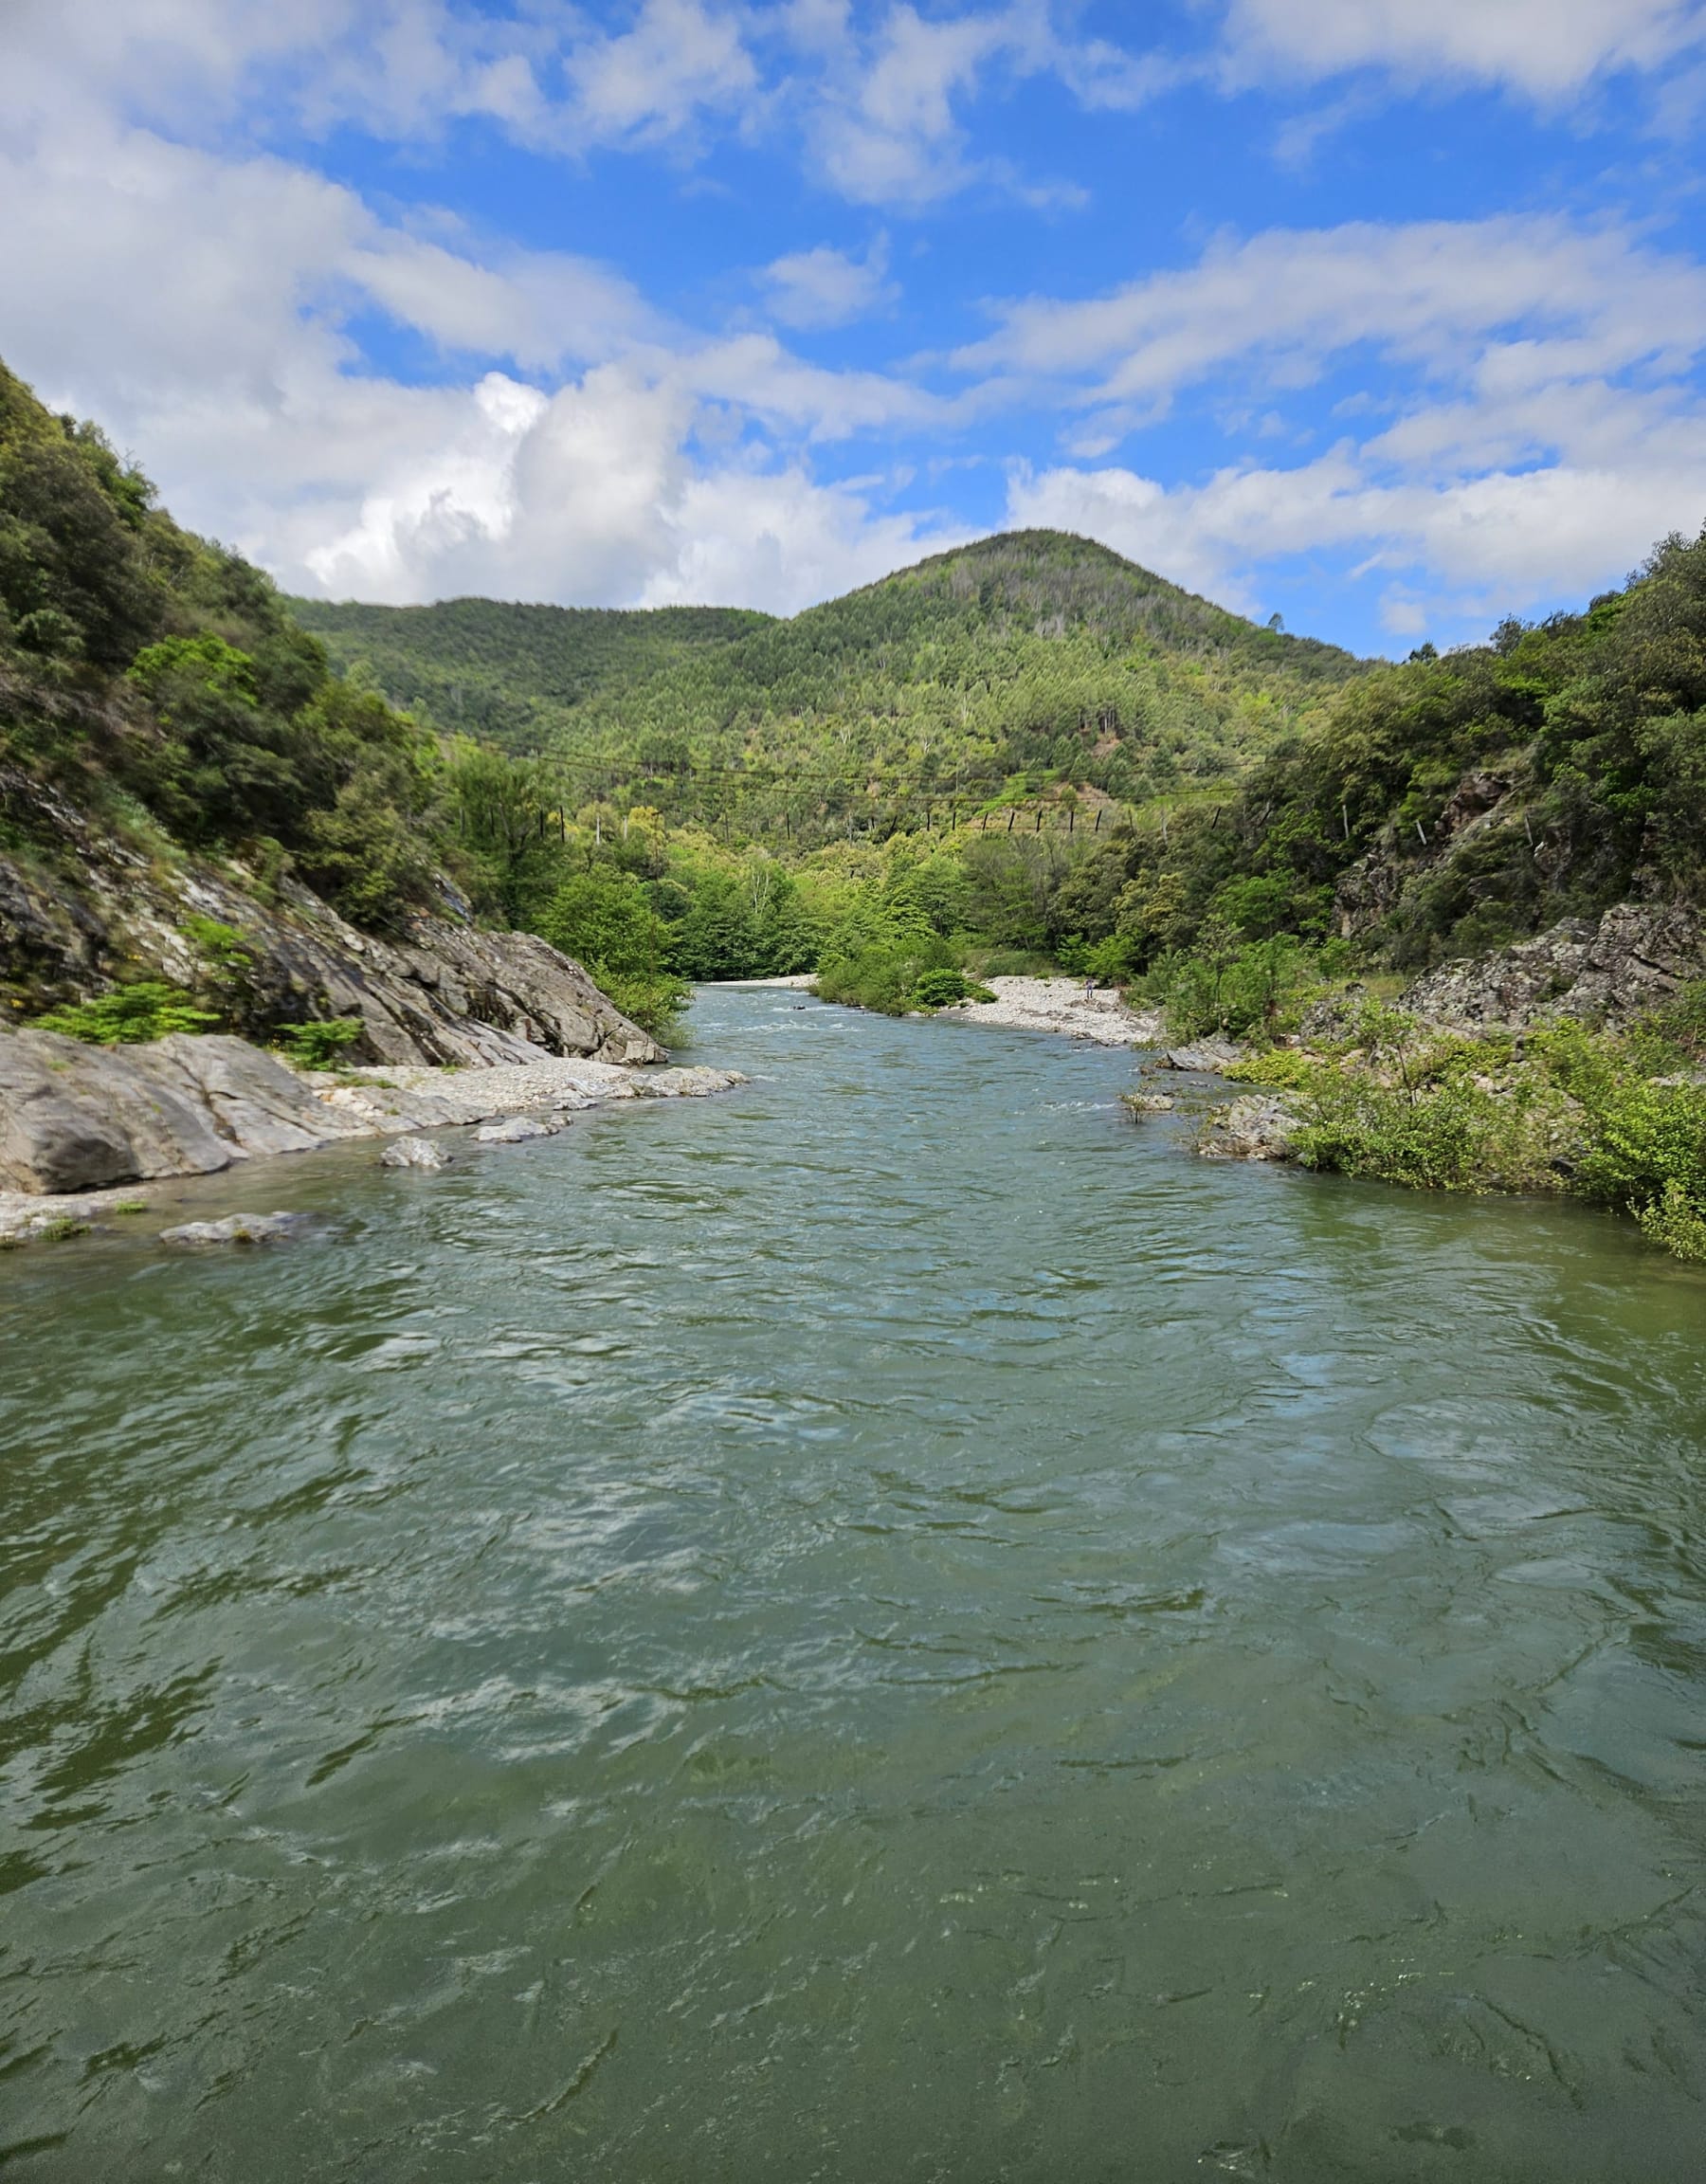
[381,1136,448,1170]
[160,1210,311,1247]
[1195,1096,1298,1163]
[475,1115,562,1144]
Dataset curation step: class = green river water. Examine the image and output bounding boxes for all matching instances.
[3,986,1705,2182]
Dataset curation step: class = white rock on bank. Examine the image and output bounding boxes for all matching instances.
[1195,1095,1298,1163]
[939,977,1162,1046]
[1156,1036,1243,1073]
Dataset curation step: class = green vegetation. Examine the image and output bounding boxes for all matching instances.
[6,354,1704,1269]
[286,595,771,755]
[293,530,1364,841]
[1135,928,1352,1042]
[0,355,1376,1049]
[1227,999,1706,1260]
[1045,528,1706,977]
[535,870,689,1038]
[0,359,451,938]
[26,1215,88,1244]
[32,981,218,1044]
[911,968,997,1009]
[273,1018,364,1069]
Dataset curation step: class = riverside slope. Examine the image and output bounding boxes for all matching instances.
[1,770,663,1070]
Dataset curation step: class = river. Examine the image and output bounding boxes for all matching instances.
[3,985,1704,2181]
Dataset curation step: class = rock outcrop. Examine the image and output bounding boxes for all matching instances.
[475,1115,562,1144]
[1400,902,1706,1032]
[1155,1035,1242,1073]
[0,1028,747,1200]
[380,1136,447,1171]
[0,765,662,1068]
[0,1031,371,1192]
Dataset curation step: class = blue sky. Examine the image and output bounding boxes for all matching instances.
[5,2,1706,654]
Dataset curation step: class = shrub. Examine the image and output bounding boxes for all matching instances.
[1142,928,1337,1043]
[815,937,956,1014]
[180,914,254,971]
[910,967,996,1009]
[971,948,1056,979]
[274,1018,364,1069]
[537,870,689,1039]
[1638,1181,1706,1262]
[1569,1074,1706,1222]
[31,981,219,1044]
[1290,1075,1520,1193]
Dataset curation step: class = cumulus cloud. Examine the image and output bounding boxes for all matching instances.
[1218,0,1706,100]
[0,14,960,614]
[297,368,963,611]
[759,238,898,329]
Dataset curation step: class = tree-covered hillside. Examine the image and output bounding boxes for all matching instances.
[0,360,463,934]
[1044,528,1706,981]
[291,530,1367,841]
[288,594,771,755]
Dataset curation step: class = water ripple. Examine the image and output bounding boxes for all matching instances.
[2,990,1705,2179]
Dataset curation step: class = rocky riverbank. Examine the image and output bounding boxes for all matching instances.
[1,768,664,1069]
[0,1033,743,1247]
[1114,908,1706,1262]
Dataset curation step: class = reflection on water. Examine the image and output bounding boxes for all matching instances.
[3,988,1705,2180]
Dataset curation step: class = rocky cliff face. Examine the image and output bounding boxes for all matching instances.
[1400,901,1706,1031]
[0,766,662,1067]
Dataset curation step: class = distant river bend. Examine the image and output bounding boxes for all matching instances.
[3,986,1704,2180]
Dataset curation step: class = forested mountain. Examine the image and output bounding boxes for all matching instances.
[295,530,1366,838]
[8,346,1704,1071]
[287,594,771,755]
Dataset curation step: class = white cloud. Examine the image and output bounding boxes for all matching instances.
[775,2,1171,209]
[561,0,758,149]
[1007,437,1706,634]
[1218,0,1706,100]
[805,4,1017,205]
[682,333,944,438]
[640,462,970,610]
[761,239,897,329]
[960,217,1706,403]
[0,23,958,615]
[2,0,1178,210]
[298,367,962,612]
[988,211,1706,634]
